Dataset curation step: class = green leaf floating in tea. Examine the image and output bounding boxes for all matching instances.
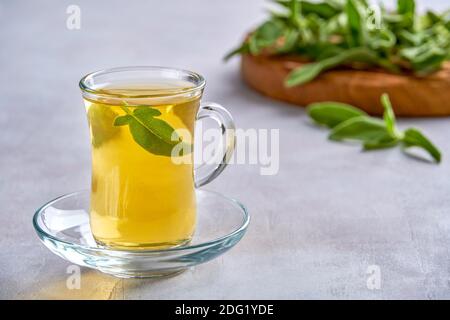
[87,104,120,148]
[114,106,191,157]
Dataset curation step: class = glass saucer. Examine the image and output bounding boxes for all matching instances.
[33,190,249,278]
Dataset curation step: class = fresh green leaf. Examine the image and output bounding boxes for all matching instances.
[257,20,285,42]
[380,93,401,138]
[329,116,388,142]
[289,0,300,27]
[346,0,366,47]
[224,42,250,61]
[307,101,367,128]
[248,20,285,54]
[248,36,260,55]
[403,128,441,163]
[306,93,442,164]
[398,30,424,46]
[276,0,341,19]
[115,106,188,157]
[134,107,162,117]
[420,10,440,29]
[122,106,180,144]
[127,120,176,157]
[300,1,340,19]
[370,30,397,50]
[276,29,299,53]
[398,0,415,16]
[315,44,345,60]
[363,134,399,150]
[113,115,132,126]
[285,62,323,86]
[285,47,377,86]
[397,0,416,29]
[411,47,447,74]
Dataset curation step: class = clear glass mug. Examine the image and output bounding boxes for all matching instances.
[79,66,235,250]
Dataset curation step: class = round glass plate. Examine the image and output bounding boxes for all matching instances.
[33,190,249,278]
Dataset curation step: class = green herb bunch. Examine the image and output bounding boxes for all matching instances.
[307,94,442,163]
[226,0,450,86]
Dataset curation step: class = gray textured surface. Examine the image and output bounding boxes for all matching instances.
[1,0,449,299]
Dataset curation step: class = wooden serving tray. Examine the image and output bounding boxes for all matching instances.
[241,54,450,117]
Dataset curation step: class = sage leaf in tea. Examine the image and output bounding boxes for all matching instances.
[114,106,190,157]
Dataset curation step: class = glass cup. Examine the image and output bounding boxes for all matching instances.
[79,66,235,250]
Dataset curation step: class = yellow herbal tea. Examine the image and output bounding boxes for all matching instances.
[84,83,199,249]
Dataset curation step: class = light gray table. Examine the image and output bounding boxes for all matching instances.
[1,0,449,299]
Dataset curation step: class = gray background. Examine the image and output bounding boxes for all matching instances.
[1,0,449,299]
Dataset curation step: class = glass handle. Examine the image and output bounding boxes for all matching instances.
[194,102,236,188]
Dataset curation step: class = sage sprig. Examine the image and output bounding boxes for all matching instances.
[114,105,190,157]
[226,0,450,86]
[307,94,442,163]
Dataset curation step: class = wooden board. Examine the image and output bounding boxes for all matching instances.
[241,54,450,117]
